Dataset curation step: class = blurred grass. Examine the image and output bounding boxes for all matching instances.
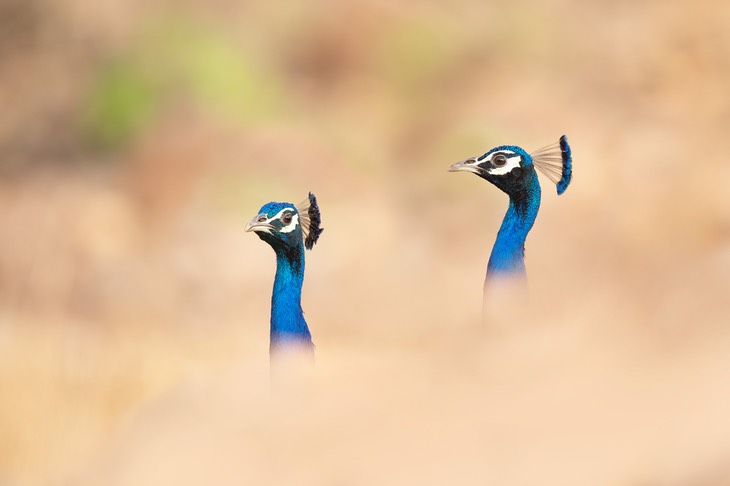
[83,15,282,150]
[84,58,160,149]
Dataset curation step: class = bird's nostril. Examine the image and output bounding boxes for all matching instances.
[258,216,267,223]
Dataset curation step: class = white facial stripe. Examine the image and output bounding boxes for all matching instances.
[279,213,299,233]
[256,207,299,233]
[488,154,522,175]
[482,149,516,163]
[268,207,295,222]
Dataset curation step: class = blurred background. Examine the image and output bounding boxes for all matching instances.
[1,0,730,484]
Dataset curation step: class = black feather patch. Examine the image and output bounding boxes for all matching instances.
[304,192,324,250]
[556,135,572,195]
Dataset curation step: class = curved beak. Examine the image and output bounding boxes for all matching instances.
[449,157,482,174]
[245,214,275,233]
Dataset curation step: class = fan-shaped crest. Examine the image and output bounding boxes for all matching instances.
[297,192,324,250]
[531,135,572,195]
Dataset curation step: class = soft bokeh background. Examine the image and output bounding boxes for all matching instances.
[2,0,730,484]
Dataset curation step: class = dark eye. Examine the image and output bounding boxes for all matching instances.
[281,212,293,225]
[492,154,507,167]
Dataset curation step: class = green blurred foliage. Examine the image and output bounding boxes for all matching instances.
[83,59,159,149]
[82,15,282,150]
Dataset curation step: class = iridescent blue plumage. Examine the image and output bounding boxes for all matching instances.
[486,169,541,275]
[450,136,572,280]
[245,193,323,354]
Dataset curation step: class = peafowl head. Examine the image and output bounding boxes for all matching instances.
[449,135,572,196]
[245,192,324,251]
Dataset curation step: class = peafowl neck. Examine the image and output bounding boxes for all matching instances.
[487,171,541,277]
[270,243,313,351]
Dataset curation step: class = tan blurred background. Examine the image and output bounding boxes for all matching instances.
[1,0,730,484]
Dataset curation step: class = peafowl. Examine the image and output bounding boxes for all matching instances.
[449,136,572,316]
[245,192,324,356]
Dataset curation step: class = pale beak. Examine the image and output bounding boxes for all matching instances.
[245,214,275,233]
[449,157,482,174]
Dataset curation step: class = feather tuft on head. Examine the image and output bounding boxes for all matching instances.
[531,135,573,195]
[297,192,324,250]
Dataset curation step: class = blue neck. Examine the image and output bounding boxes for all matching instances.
[487,171,541,277]
[270,243,313,351]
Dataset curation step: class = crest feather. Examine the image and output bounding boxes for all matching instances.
[297,192,324,250]
[532,135,572,195]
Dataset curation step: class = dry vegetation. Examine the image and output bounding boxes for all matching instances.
[1,0,730,485]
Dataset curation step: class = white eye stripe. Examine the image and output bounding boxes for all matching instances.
[485,150,515,162]
[488,155,522,175]
[475,149,517,164]
[279,213,299,233]
[267,207,295,222]
[258,207,299,233]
